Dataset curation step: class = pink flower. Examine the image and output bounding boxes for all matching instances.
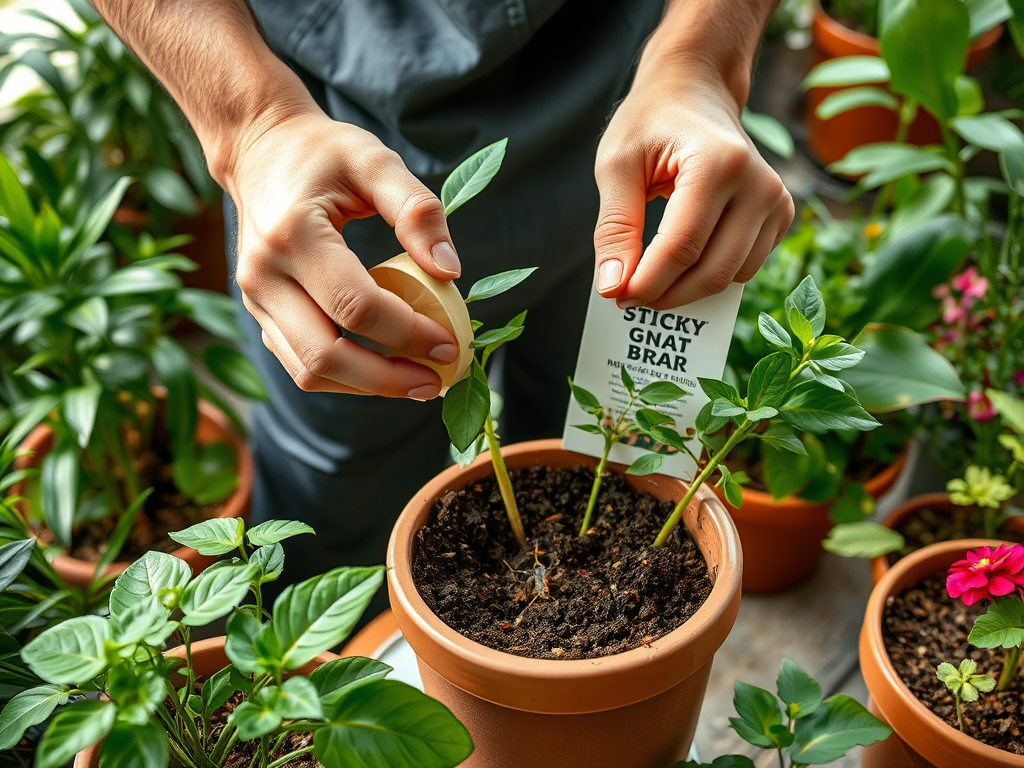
[967,391,997,421]
[942,297,967,324]
[952,267,988,299]
[947,544,1024,606]
[933,284,951,300]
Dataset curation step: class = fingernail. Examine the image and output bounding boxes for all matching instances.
[430,242,460,276]
[597,259,623,292]
[429,343,458,364]
[408,384,439,400]
[617,298,642,310]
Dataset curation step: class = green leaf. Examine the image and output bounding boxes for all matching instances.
[644,425,692,452]
[464,267,536,304]
[968,600,1024,649]
[625,453,664,476]
[230,699,281,740]
[63,383,102,448]
[811,343,864,372]
[225,610,264,674]
[442,376,490,452]
[745,406,778,422]
[880,0,969,120]
[314,678,474,768]
[815,87,900,119]
[823,521,905,558]
[699,378,743,406]
[803,56,891,89]
[777,659,823,720]
[785,276,826,337]
[0,684,69,750]
[98,718,169,768]
[310,657,393,706]
[144,168,198,216]
[441,138,507,216]
[779,382,880,433]
[695,401,729,436]
[201,665,242,718]
[106,662,166,725]
[202,344,269,401]
[966,0,1013,37]
[64,296,109,338]
[253,543,286,583]
[740,109,794,159]
[988,389,1024,435]
[177,289,245,343]
[790,694,893,763]
[22,616,109,684]
[712,399,747,418]
[36,700,115,768]
[571,423,605,436]
[747,353,793,410]
[151,336,198,448]
[635,408,673,430]
[0,152,34,239]
[952,114,1024,192]
[729,681,783,749]
[470,313,526,353]
[677,758,756,768]
[110,595,170,647]
[168,517,245,556]
[274,566,385,669]
[827,144,952,189]
[639,380,688,405]
[723,477,743,508]
[91,266,181,296]
[64,177,132,259]
[620,366,635,393]
[0,539,35,592]
[247,520,315,547]
[568,377,602,410]
[758,312,793,350]
[843,325,965,412]
[759,431,808,456]
[180,562,257,626]
[110,551,191,619]
[263,676,323,720]
[40,436,78,548]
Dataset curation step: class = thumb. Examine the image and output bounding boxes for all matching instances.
[594,152,646,300]
[359,151,461,281]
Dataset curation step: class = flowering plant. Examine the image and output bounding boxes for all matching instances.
[935,659,995,733]
[946,467,1020,540]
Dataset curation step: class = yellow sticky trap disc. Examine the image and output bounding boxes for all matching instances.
[368,253,473,394]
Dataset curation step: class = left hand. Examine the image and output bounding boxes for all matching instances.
[593,75,794,310]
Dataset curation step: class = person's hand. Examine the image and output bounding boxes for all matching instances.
[225,110,462,398]
[593,76,795,310]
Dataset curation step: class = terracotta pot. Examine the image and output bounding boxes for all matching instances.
[73,636,338,767]
[718,451,906,594]
[18,393,252,588]
[860,539,1024,767]
[807,6,1002,167]
[869,492,1024,584]
[387,438,742,768]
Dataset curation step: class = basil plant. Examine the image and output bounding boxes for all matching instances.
[0,518,473,768]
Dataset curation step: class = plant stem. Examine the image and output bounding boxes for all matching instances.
[955,692,966,732]
[939,122,966,216]
[268,746,314,768]
[998,645,1022,691]
[579,440,611,537]
[483,415,526,546]
[653,424,750,548]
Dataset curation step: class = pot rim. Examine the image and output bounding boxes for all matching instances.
[811,4,1003,54]
[387,438,742,714]
[861,538,1024,765]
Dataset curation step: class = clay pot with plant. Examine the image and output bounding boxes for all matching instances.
[804,0,1004,167]
[0,153,267,589]
[860,538,1024,767]
[0,516,472,768]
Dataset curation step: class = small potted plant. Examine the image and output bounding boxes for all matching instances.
[804,0,1006,165]
[860,538,1024,766]
[0,152,265,588]
[675,659,892,767]
[0,515,472,768]
[390,264,881,766]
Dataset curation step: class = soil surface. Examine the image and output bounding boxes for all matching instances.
[413,464,713,660]
[887,507,1024,566]
[883,574,1023,754]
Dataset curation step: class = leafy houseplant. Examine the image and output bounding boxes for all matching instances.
[0,0,216,232]
[0,151,266,576]
[676,659,892,767]
[0,516,473,768]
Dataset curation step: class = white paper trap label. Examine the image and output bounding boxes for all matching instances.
[562,283,743,479]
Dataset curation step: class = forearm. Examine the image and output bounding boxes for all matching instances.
[92,0,318,190]
[637,0,779,108]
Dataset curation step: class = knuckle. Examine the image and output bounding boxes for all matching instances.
[293,368,322,393]
[699,270,733,296]
[399,190,444,228]
[298,345,333,379]
[352,146,399,176]
[334,290,378,334]
[594,146,635,181]
[660,231,703,271]
[717,143,752,178]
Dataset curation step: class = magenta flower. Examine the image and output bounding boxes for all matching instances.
[1015,369,1024,388]
[952,267,988,300]
[967,391,996,421]
[942,297,967,324]
[947,544,1024,606]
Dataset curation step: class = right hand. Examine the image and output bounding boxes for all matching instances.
[224,110,462,399]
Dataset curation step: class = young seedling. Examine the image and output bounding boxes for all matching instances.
[652,276,881,548]
[676,659,891,767]
[568,368,692,536]
[936,659,995,732]
[431,138,537,547]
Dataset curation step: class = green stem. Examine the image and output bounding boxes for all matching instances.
[870,98,915,219]
[955,692,966,732]
[268,746,314,768]
[998,645,1022,691]
[579,440,611,537]
[483,415,527,546]
[654,424,751,548]
[939,122,965,216]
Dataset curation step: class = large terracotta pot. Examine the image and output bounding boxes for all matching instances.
[719,451,906,594]
[869,493,1024,583]
[860,539,1024,767]
[807,7,1002,167]
[388,438,742,768]
[73,637,338,767]
[18,393,252,588]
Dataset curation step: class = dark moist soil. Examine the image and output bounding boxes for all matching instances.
[412,464,713,660]
[887,507,1024,566]
[883,574,1024,754]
